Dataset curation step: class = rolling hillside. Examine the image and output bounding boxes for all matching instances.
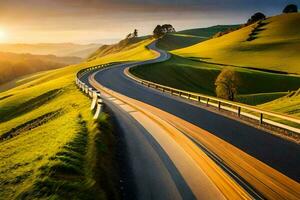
[88,36,150,60]
[173,13,300,74]
[157,25,239,51]
[0,43,100,58]
[0,52,81,86]
[0,37,156,199]
[130,55,300,105]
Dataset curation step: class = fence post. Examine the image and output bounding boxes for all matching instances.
[91,91,100,110]
[259,113,263,125]
[94,98,103,119]
[85,85,89,94]
[198,96,201,102]
[206,98,209,106]
[237,107,241,117]
[218,101,221,110]
[88,88,93,98]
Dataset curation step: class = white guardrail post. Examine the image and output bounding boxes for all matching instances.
[125,67,300,138]
[75,63,111,119]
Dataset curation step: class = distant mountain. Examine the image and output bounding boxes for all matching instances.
[0,52,81,85]
[0,43,101,58]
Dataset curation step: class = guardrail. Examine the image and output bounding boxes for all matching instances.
[75,63,113,119]
[125,68,300,141]
[74,59,300,141]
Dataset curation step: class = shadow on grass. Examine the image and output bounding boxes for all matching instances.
[18,113,120,200]
[18,114,90,199]
[246,21,269,41]
[0,109,62,141]
[0,89,63,123]
[0,94,13,101]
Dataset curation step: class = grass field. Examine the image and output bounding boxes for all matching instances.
[173,13,300,74]
[157,25,239,51]
[0,37,156,199]
[131,55,300,103]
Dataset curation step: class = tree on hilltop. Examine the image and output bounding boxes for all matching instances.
[153,24,175,38]
[247,12,266,25]
[134,29,138,37]
[283,4,298,13]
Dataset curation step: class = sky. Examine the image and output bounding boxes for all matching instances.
[0,0,298,44]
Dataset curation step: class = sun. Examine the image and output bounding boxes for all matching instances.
[0,30,7,42]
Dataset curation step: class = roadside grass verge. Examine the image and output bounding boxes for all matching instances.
[0,36,155,199]
[130,54,300,97]
[258,89,300,120]
[236,92,288,105]
[17,113,119,200]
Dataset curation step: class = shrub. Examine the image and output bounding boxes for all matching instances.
[283,4,298,13]
[215,68,240,101]
[247,12,266,24]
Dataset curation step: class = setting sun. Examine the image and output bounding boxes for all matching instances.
[0,29,6,41]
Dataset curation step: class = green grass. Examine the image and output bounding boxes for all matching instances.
[157,25,239,51]
[259,89,300,118]
[237,92,288,105]
[177,25,240,37]
[0,36,156,199]
[15,113,119,200]
[173,13,300,74]
[130,55,300,105]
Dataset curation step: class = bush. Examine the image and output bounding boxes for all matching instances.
[283,4,298,13]
[153,24,175,38]
[247,12,266,24]
[215,68,240,101]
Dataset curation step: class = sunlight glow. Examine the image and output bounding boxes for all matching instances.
[0,29,7,42]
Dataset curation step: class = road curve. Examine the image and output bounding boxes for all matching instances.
[80,41,300,199]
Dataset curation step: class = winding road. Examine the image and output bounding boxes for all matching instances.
[80,41,300,199]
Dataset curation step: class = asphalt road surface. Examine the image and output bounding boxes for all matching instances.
[86,42,300,182]
[80,42,300,199]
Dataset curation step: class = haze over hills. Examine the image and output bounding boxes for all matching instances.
[0,52,81,85]
[0,43,101,58]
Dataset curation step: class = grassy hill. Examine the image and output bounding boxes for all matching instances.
[0,37,156,199]
[157,25,239,51]
[130,55,300,105]
[0,43,100,58]
[88,36,150,60]
[259,89,300,118]
[173,13,300,74]
[0,52,81,85]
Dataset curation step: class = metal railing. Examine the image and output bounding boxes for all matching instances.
[74,61,300,141]
[75,63,112,118]
[125,68,300,140]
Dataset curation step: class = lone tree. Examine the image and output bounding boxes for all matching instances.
[247,12,266,24]
[215,68,239,101]
[126,29,138,39]
[153,24,175,38]
[133,29,138,37]
[283,4,298,13]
